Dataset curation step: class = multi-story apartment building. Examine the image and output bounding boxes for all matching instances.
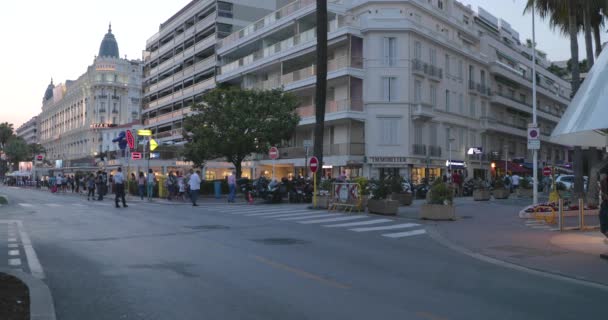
[141,0,288,144]
[215,0,572,181]
[38,26,143,168]
[15,116,38,145]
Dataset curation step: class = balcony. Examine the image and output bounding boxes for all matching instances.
[412,59,443,80]
[144,107,192,126]
[491,93,561,123]
[428,145,442,157]
[112,109,119,114]
[258,142,364,160]
[411,103,434,121]
[412,144,426,156]
[280,55,362,89]
[296,99,364,118]
[468,80,491,96]
[99,108,106,113]
[218,0,316,50]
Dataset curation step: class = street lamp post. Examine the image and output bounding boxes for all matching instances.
[531,6,539,205]
[448,137,455,178]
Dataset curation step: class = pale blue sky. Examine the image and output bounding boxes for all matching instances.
[0,0,603,129]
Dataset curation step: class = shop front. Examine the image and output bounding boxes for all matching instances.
[365,156,410,180]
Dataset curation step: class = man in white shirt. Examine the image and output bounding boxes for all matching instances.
[189,169,201,206]
[511,173,521,192]
[114,167,127,208]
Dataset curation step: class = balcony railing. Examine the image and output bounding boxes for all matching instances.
[296,99,364,118]
[412,59,443,79]
[412,144,426,156]
[218,0,316,49]
[144,107,192,126]
[258,142,364,160]
[469,80,491,96]
[428,145,442,157]
[281,55,358,87]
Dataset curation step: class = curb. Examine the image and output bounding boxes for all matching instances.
[2,269,56,320]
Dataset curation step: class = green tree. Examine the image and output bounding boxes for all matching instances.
[4,137,29,170]
[183,87,300,178]
[314,0,328,184]
[28,143,45,160]
[0,122,14,150]
[547,63,568,78]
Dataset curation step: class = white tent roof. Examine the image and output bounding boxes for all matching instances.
[551,47,608,147]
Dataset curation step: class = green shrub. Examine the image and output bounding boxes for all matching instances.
[494,178,506,189]
[319,179,332,191]
[388,175,405,193]
[473,178,488,190]
[428,179,453,205]
[520,177,532,189]
[354,177,370,195]
[370,179,391,200]
[0,196,7,205]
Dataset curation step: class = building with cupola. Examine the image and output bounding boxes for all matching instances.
[37,25,143,169]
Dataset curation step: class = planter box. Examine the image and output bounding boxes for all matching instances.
[420,204,456,220]
[315,195,330,209]
[518,188,533,198]
[360,195,369,212]
[493,189,510,199]
[367,199,399,215]
[391,192,413,206]
[473,189,491,201]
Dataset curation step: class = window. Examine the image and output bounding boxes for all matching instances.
[458,60,463,80]
[445,90,450,111]
[414,41,422,60]
[414,80,422,103]
[383,37,397,66]
[430,123,438,146]
[459,128,465,149]
[382,77,397,101]
[463,15,470,25]
[459,93,464,114]
[469,132,476,147]
[519,94,526,103]
[218,1,234,18]
[481,100,487,117]
[480,70,486,87]
[378,117,399,145]
[498,85,503,95]
[438,0,444,9]
[430,84,437,107]
[445,54,450,75]
[414,123,423,145]
[469,96,476,117]
[445,127,452,150]
[429,47,437,65]
[112,117,117,124]
[468,65,474,82]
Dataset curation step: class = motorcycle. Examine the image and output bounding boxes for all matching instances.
[266,177,289,203]
[238,178,254,204]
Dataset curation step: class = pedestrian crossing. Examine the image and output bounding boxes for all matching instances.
[17,201,138,209]
[203,204,427,240]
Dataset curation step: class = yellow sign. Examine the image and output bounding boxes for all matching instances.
[149,139,158,151]
[137,129,152,136]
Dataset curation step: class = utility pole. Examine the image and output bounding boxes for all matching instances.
[532,6,539,205]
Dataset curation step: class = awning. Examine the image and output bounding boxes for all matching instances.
[494,160,530,174]
[551,47,608,147]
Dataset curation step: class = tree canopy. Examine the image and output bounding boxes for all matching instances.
[183,87,300,178]
[4,136,30,165]
[0,122,14,150]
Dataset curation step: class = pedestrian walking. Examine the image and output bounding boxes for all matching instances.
[189,169,201,206]
[87,174,96,201]
[146,169,155,200]
[227,171,236,203]
[137,172,146,200]
[166,171,177,200]
[511,173,521,192]
[114,167,127,208]
[177,172,186,201]
[96,171,105,201]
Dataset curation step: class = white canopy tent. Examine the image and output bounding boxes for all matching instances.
[551,47,608,147]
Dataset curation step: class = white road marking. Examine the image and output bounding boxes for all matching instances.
[73,203,87,207]
[8,238,17,242]
[324,219,393,228]
[261,211,318,219]
[279,214,342,221]
[228,208,290,215]
[299,216,367,224]
[18,203,33,207]
[8,258,21,266]
[531,226,552,229]
[245,210,300,217]
[382,229,427,238]
[8,250,19,256]
[16,221,45,279]
[45,203,61,207]
[8,243,18,248]
[350,223,420,232]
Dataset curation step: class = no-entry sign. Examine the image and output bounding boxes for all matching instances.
[131,152,142,160]
[543,167,552,176]
[269,146,279,160]
[309,156,319,173]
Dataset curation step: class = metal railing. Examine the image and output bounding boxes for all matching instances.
[296,99,364,118]
[412,144,426,156]
[428,145,442,157]
[412,59,443,79]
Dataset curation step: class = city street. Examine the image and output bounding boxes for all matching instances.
[0,186,606,320]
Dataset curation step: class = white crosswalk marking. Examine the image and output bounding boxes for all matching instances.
[382,229,427,238]
[350,223,420,232]
[45,203,61,207]
[298,216,367,224]
[324,219,393,228]
[18,203,33,207]
[279,214,342,221]
[260,211,319,219]
[245,209,302,217]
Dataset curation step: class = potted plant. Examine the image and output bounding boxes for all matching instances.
[354,176,370,211]
[388,176,413,206]
[472,179,491,201]
[492,178,510,199]
[518,177,533,197]
[420,179,455,220]
[367,179,400,215]
[315,179,333,209]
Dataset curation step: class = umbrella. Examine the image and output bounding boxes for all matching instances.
[551,47,608,147]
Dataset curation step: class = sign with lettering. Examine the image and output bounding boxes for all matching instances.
[95,64,116,71]
[368,156,408,163]
[90,123,117,129]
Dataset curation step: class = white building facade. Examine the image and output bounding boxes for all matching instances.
[38,26,143,168]
[215,0,572,181]
[15,116,38,145]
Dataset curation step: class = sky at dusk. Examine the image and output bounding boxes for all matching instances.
[0,0,604,129]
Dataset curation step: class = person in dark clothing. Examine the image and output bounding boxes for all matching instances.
[87,174,96,201]
[114,167,127,208]
[96,171,105,201]
[600,175,608,241]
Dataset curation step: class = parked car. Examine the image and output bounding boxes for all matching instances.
[554,175,588,191]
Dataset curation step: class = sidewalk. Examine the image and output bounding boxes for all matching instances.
[400,196,608,286]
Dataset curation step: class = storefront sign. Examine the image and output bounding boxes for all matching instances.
[90,123,117,129]
[175,161,194,167]
[96,64,116,71]
[467,147,483,155]
[368,156,408,164]
[445,160,466,167]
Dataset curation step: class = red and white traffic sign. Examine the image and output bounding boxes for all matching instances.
[131,152,142,160]
[126,130,135,150]
[543,166,552,176]
[269,146,279,160]
[36,154,44,161]
[309,156,319,173]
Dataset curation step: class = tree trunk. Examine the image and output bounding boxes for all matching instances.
[593,23,602,58]
[232,158,243,179]
[568,2,580,94]
[313,0,328,184]
[583,3,595,68]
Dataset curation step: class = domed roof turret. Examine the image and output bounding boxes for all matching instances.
[98,23,119,58]
[43,78,54,102]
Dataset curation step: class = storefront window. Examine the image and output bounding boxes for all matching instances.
[205,171,216,181]
[412,167,440,184]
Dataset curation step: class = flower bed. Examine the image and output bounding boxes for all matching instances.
[518,202,599,219]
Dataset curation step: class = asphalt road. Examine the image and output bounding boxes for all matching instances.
[1,186,606,320]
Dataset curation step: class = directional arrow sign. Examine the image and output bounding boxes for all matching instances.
[126,130,135,150]
[149,139,158,151]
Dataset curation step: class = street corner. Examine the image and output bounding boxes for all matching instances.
[550,232,608,257]
[2,269,57,320]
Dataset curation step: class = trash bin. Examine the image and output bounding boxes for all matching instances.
[214,180,222,199]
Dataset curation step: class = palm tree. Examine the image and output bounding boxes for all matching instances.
[525,0,580,93]
[0,122,14,150]
[583,0,595,67]
[590,0,606,58]
[313,0,328,184]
